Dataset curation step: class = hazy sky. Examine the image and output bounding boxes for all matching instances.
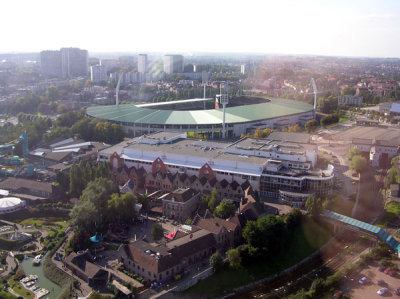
[1,0,400,57]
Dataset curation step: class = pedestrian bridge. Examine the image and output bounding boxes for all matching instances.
[323,210,400,254]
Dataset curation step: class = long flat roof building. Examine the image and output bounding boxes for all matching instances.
[99,131,334,206]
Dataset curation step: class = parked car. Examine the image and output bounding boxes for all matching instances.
[377,288,389,296]
[384,267,396,276]
[378,279,385,286]
[379,266,386,272]
[358,277,367,284]
[395,288,400,295]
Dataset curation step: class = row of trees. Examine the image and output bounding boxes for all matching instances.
[0,117,51,148]
[56,160,111,199]
[3,87,71,115]
[47,110,126,144]
[68,161,111,198]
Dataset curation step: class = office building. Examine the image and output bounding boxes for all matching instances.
[163,55,184,74]
[60,48,88,78]
[138,54,147,73]
[40,50,62,78]
[40,47,88,78]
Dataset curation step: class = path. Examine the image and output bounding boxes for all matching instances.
[0,254,17,278]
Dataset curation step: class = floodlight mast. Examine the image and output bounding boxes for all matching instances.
[220,82,229,139]
[116,74,122,106]
[311,78,318,117]
[202,71,208,109]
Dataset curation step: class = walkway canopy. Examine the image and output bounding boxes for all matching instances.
[323,210,400,254]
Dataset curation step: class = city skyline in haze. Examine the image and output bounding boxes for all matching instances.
[1,0,400,58]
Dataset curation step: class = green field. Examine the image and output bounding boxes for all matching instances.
[12,282,34,299]
[187,217,331,297]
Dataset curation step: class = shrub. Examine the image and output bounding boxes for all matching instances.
[13,266,25,281]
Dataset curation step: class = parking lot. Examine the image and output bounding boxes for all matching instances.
[343,261,400,298]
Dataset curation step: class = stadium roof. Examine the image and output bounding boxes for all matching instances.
[86,98,313,126]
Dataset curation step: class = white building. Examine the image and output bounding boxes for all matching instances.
[138,54,147,73]
[163,55,184,74]
[338,95,363,106]
[352,138,399,167]
[90,65,108,83]
[0,197,25,214]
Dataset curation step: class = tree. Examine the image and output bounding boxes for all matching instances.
[208,188,218,212]
[305,119,318,133]
[288,124,302,133]
[242,215,286,254]
[80,178,118,212]
[317,96,338,114]
[43,126,71,142]
[227,248,241,269]
[71,118,95,140]
[348,147,361,161]
[320,113,339,127]
[350,155,368,174]
[209,252,224,272]
[69,163,85,197]
[108,193,137,223]
[56,110,85,127]
[56,171,70,191]
[46,86,59,101]
[285,208,302,230]
[57,103,68,114]
[70,200,100,235]
[385,165,399,189]
[151,223,164,241]
[214,201,236,219]
[342,86,355,96]
[93,121,125,144]
[305,196,322,218]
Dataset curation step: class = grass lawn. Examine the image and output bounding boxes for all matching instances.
[0,290,15,299]
[12,282,34,299]
[187,217,331,297]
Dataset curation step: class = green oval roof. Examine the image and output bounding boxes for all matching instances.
[86,98,313,125]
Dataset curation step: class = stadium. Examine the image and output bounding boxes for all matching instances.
[86,96,315,138]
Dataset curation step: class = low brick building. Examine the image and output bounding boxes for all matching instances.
[64,251,109,287]
[160,188,200,222]
[119,229,216,282]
